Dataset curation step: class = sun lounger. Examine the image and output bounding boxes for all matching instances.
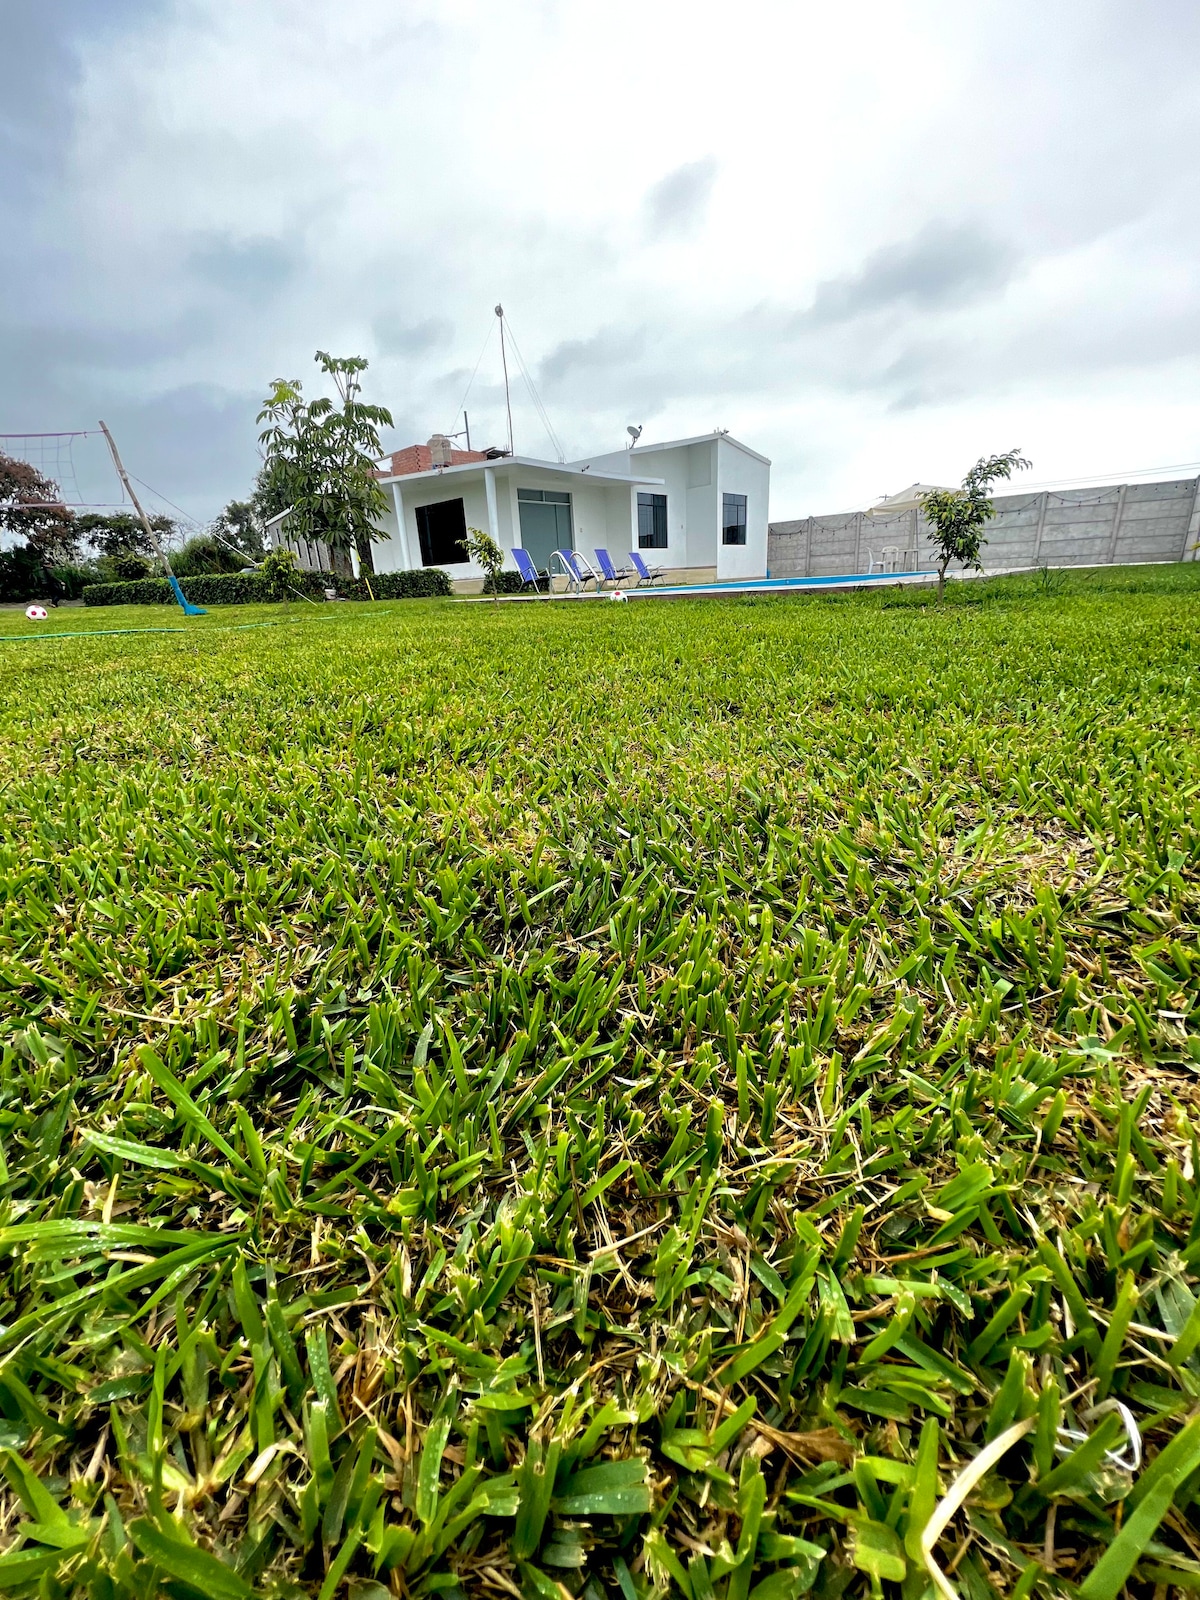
[628,550,666,585]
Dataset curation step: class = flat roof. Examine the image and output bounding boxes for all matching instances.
[379,455,664,489]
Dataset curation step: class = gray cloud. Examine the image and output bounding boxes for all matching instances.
[188,235,299,301]
[373,316,454,357]
[539,326,648,388]
[804,224,1018,326]
[642,158,718,240]
[4,2,1200,521]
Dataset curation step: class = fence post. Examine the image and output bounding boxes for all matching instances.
[1104,484,1128,564]
[853,512,865,574]
[1031,492,1049,565]
[1183,476,1200,562]
[805,518,813,578]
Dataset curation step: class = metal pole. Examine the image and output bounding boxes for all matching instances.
[495,305,514,456]
[98,420,205,614]
[464,410,472,452]
[1105,483,1128,564]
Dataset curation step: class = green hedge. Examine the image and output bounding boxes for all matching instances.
[83,568,453,607]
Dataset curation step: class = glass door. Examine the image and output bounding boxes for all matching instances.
[517,488,573,571]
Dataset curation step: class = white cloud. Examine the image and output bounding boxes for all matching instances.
[3,0,1200,519]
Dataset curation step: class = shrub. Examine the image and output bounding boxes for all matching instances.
[172,535,246,577]
[111,551,155,581]
[83,567,454,606]
[0,545,58,604]
[482,569,525,595]
[50,564,99,600]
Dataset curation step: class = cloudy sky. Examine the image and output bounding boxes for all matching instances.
[4,0,1200,523]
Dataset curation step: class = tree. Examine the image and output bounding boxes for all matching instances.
[465,525,505,603]
[74,510,175,561]
[921,450,1031,602]
[257,351,393,575]
[210,498,266,561]
[0,452,78,564]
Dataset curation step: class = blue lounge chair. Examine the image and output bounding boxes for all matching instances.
[594,548,632,587]
[512,547,548,591]
[552,549,600,593]
[628,550,666,586]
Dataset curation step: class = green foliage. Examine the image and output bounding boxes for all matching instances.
[259,545,300,602]
[921,449,1031,599]
[170,534,247,578]
[0,451,78,563]
[82,566,453,607]
[465,525,505,601]
[211,498,267,561]
[74,510,175,561]
[482,569,527,595]
[257,351,394,574]
[0,544,62,604]
[0,562,1199,1596]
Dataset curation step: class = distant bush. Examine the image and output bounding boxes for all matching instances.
[83,567,453,606]
[172,535,246,577]
[482,569,525,595]
[50,564,98,600]
[110,551,155,581]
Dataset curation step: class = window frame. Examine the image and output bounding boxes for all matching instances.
[637,491,668,550]
[722,492,748,547]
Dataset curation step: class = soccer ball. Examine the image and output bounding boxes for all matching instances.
[25,605,48,621]
[609,589,628,602]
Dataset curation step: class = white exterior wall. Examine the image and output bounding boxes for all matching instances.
[716,437,770,580]
[367,431,770,582]
[374,477,493,580]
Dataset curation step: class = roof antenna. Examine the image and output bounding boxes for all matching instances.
[495,304,514,457]
[626,424,643,449]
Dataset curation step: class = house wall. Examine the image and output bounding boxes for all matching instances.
[686,441,719,568]
[374,477,493,580]
[584,437,769,577]
[768,476,1200,578]
[716,437,770,580]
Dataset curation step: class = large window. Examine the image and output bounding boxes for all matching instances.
[722,492,747,546]
[637,492,668,549]
[415,497,468,566]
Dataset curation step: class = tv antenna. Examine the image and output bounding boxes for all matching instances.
[626,424,643,449]
[495,305,515,457]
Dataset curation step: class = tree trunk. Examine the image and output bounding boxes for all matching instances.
[937,560,948,604]
[355,530,375,575]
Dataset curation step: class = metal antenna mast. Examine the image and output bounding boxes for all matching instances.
[495,304,514,456]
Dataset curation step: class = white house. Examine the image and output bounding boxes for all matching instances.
[271,430,771,589]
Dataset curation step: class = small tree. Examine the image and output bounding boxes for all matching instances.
[257,351,393,575]
[921,450,1030,602]
[465,525,505,603]
[260,547,299,602]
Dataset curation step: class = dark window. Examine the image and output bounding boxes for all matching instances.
[415,498,468,566]
[722,492,747,546]
[637,491,668,549]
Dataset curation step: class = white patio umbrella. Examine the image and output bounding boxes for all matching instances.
[867,482,953,517]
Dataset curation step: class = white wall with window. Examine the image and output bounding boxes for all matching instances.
[714,435,770,580]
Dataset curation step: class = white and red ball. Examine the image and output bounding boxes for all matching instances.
[609,589,628,603]
[25,605,48,621]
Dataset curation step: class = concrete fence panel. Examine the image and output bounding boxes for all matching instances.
[769,474,1200,577]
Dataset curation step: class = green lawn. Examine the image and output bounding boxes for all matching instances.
[1,565,1199,1599]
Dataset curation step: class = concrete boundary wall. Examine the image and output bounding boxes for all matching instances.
[768,476,1200,579]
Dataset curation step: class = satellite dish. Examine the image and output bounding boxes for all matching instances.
[626,424,643,446]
